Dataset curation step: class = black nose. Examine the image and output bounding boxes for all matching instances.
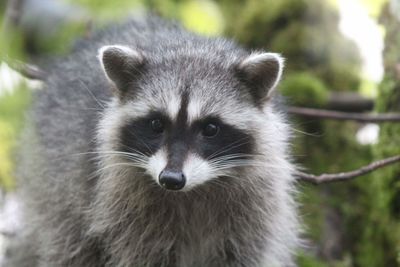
[159,170,186,190]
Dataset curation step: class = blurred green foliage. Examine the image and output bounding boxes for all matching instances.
[0,86,31,190]
[361,0,387,17]
[280,72,329,107]
[70,0,142,19]
[34,21,88,55]
[0,20,25,61]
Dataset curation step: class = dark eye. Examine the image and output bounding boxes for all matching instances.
[202,123,219,137]
[150,119,164,133]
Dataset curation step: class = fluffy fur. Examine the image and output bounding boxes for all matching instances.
[6,16,300,267]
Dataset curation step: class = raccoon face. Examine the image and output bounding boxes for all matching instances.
[98,45,284,191]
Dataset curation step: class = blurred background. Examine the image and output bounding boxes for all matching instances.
[0,0,399,266]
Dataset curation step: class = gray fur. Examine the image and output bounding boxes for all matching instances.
[6,16,300,267]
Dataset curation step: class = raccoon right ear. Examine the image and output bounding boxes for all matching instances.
[236,52,284,106]
[98,45,145,93]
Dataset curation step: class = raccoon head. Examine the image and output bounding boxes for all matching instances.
[97,44,285,191]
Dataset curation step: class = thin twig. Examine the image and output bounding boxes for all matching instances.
[7,60,47,80]
[288,106,400,123]
[297,155,400,184]
[0,230,16,238]
[328,92,373,112]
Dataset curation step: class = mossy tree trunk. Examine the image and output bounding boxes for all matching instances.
[352,2,400,266]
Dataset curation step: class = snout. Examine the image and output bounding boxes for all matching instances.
[159,169,186,191]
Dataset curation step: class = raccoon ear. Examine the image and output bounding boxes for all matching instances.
[237,52,284,104]
[98,45,144,93]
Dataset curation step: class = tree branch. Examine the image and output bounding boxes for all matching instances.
[6,60,47,80]
[288,106,400,123]
[297,155,400,184]
[327,92,374,112]
[0,230,15,238]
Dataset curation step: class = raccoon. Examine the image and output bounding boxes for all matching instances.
[6,16,300,267]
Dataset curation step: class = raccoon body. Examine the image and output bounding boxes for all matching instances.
[7,16,299,267]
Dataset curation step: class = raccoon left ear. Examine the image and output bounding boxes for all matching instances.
[237,52,284,105]
[98,45,145,94]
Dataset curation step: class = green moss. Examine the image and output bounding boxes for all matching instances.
[280,72,329,107]
[298,251,353,267]
[297,252,329,267]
